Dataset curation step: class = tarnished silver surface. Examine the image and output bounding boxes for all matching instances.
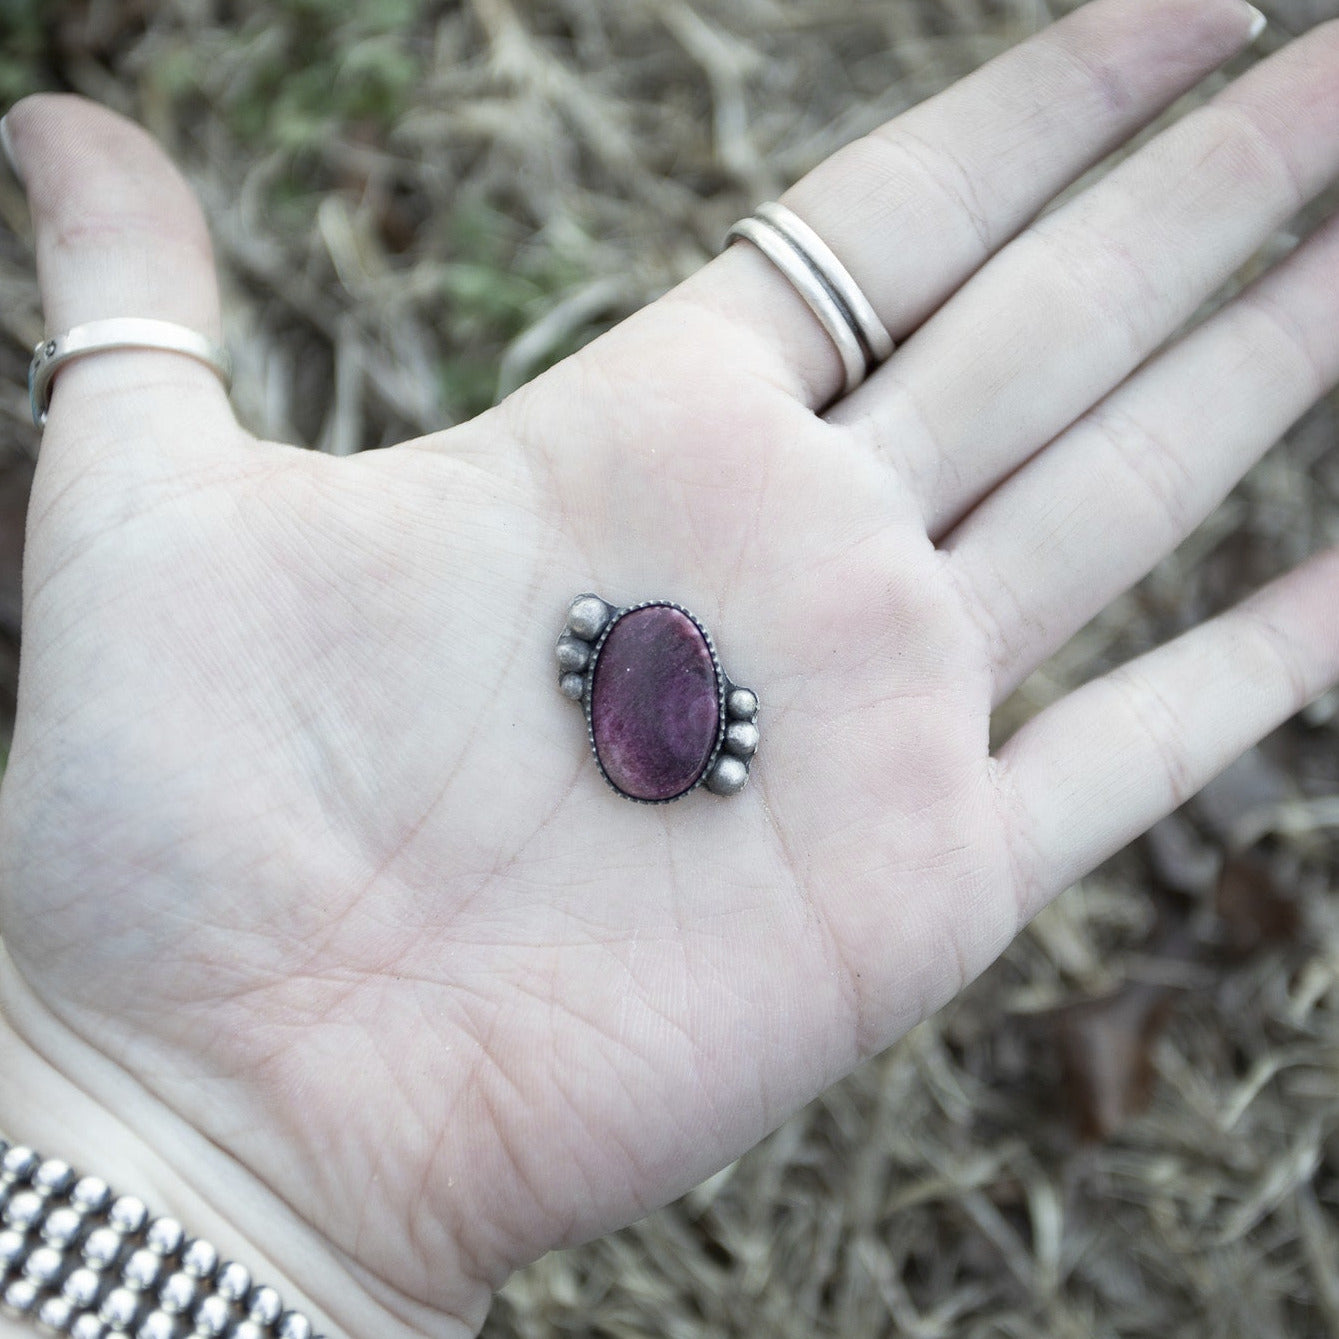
[556,594,759,801]
[705,755,750,795]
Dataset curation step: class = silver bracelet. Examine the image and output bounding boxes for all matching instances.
[0,1138,324,1339]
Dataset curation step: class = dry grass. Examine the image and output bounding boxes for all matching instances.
[2,1,1339,1335]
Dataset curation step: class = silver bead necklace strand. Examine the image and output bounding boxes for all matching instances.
[0,1137,324,1339]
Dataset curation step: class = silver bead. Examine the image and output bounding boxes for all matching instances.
[32,1159,74,1197]
[229,1323,264,1339]
[179,1241,217,1281]
[84,1227,124,1270]
[64,1265,103,1307]
[107,1198,148,1236]
[157,1272,196,1314]
[42,1205,84,1248]
[214,1262,249,1302]
[555,636,590,672]
[100,1285,141,1329]
[726,687,758,720]
[36,1294,75,1335]
[71,1178,112,1216]
[23,1244,64,1285]
[0,1227,26,1265]
[5,1190,44,1229]
[1,1147,38,1183]
[145,1219,184,1257]
[245,1287,280,1327]
[276,1313,312,1339]
[3,1277,40,1317]
[559,672,586,701]
[71,1314,108,1339]
[705,755,749,796]
[137,1310,178,1339]
[191,1294,229,1336]
[567,595,611,641]
[724,720,759,758]
[122,1248,162,1291]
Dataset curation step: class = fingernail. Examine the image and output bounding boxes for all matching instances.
[0,112,23,188]
[1245,4,1267,41]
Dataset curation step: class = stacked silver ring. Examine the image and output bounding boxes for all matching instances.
[0,1139,321,1339]
[726,200,894,397]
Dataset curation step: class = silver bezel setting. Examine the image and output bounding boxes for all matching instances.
[556,594,759,802]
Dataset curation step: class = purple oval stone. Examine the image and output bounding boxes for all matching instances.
[589,605,721,801]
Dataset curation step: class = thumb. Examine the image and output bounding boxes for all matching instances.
[4,94,238,464]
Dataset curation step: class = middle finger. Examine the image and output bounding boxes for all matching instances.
[834,21,1339,536]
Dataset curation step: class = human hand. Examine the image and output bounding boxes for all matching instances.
[1,0,1337,1333]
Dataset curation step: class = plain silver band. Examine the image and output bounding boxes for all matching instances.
[725,202,894,398]
[28,318,232,428]
[754,202,894,364]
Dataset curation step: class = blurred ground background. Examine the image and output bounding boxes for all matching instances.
[1,1,1339,1335]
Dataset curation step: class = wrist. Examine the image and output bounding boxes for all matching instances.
[0,952,478,1339]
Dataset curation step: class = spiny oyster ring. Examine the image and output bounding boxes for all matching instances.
[556,595,759,802]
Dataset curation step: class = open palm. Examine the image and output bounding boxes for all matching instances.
[3,1,1339,1334]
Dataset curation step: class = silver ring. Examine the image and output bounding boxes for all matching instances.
[725,200,894,397]
[28,318,232,428]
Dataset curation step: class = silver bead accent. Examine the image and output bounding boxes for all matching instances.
[107,1198,148,1236]
[136,1310,177,1339]
[555,636,590,672]
[276,1313,312,1339]
[71,1178,112,1216]
[705,754,749,796]
[0,1227,27,1266]
[724,720,759,758]
[179,1241,217,1281]
[229,1323,264,1339]
[33,1159,75,1197]
[122,1247,162,1291]
[5,1190,45,1229]
[559,672,586,701]
[726,687,758,720]
[191,1294,229,1336]
[42,1205,84,1248]
[71,1314,108,1339]
[3,1277,40,1317]
[2,1147,39,1183]
[100,1285,141,1329]
[157,1272,196,1314]
[145,1219,184,1257]
[23,1243,64,1285]
[566,595,611,641]
[64,1265,103,1307]
[245,1287,281,1327]
[84,1227,124,1270]
[36,1294,75,1335]
[214,1262,250,1302]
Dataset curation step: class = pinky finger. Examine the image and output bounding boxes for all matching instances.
[998,546,1339,916]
